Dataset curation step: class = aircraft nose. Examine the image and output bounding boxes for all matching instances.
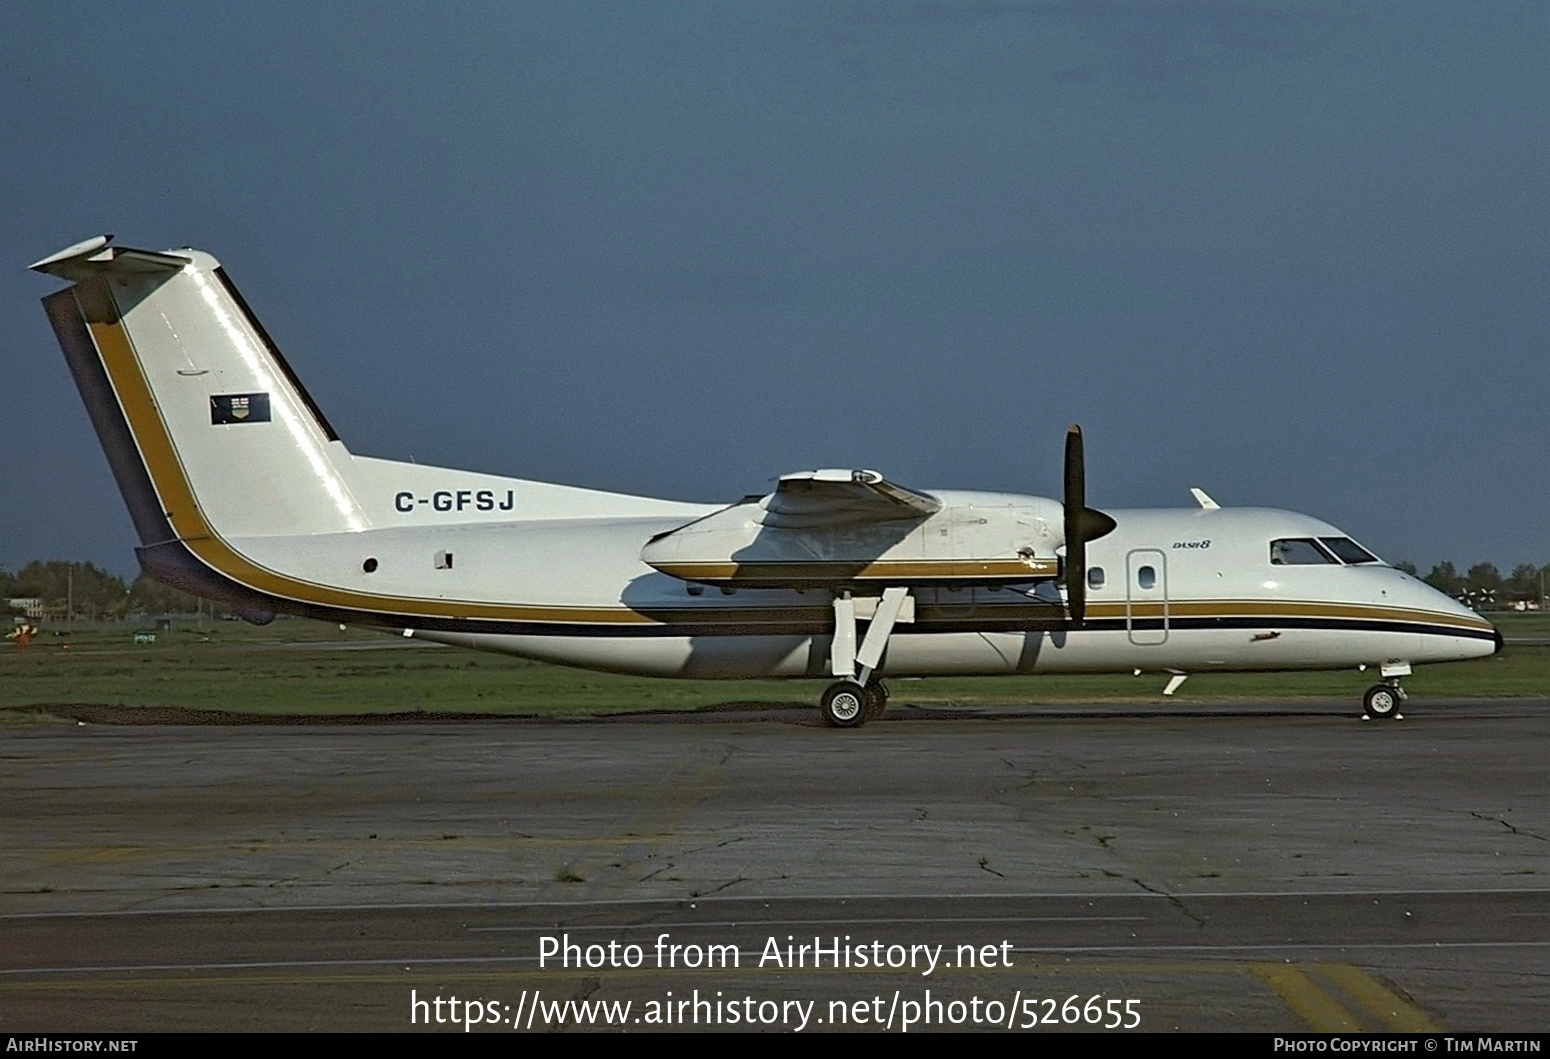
[1494,626,1505,655]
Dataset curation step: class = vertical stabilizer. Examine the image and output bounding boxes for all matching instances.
[34,238,368,544]
[34,236,715,623]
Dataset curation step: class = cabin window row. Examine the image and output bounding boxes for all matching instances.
[1084,534,1380,590]
[1085,565,1157,590]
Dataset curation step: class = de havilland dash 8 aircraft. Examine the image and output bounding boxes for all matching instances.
[31,235,1502,727]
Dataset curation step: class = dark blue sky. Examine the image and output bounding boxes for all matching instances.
[4,2,1547,578]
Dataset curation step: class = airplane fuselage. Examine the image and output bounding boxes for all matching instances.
[371,500,1496,680]
[30,236,1500,724]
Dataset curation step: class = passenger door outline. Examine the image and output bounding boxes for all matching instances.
[1126,548,1169,646]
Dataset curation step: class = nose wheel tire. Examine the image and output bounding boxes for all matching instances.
[821,682,868,728]
[1362,684,1402,720]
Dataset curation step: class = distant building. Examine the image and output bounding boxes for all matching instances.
[7,598,43,620]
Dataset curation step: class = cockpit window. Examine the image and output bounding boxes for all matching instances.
[1318,536,1381,564]
[1270,538,1337,565]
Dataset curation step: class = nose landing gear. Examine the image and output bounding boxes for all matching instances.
[1362,679,1407,720]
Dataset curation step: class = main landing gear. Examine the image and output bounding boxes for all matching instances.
[820,586,909,728]
[820,680,889,728]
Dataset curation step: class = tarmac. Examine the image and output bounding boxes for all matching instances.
[3,697,1547,1032]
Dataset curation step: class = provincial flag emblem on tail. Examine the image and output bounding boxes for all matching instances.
[211,393,271,424]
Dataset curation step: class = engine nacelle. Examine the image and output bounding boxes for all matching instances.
[642,484,1066,589]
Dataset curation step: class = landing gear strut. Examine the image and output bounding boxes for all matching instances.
[1362,679,1407,720]
[821,587,908,728]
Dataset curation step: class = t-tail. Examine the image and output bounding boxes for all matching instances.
[30,235,696,624]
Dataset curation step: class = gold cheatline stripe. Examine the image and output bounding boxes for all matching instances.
[652,559,1061,579]
[81,277,1496,638]
[1085,598,1492,633]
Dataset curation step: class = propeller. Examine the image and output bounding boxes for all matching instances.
[1063,424,1117,624]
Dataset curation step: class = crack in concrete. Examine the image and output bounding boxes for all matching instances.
[636,863,676,883]
[691,876,746,898]
[1131,876,1207,928]
[1470,811,1547,842]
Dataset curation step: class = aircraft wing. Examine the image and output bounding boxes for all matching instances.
[760,469,941,529]
[640,470,954,586]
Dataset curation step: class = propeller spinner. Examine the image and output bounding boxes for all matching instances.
[1063,424,1117,623]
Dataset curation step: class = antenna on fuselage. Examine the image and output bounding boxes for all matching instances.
[1190,487,1221,510]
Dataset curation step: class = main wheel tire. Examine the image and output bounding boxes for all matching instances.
[863,681,888,721]
[1363,684,1401,720]
[821,682,868,728]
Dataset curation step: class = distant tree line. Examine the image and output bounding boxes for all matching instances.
[1,560,205,620]
[1394,561,1546,610]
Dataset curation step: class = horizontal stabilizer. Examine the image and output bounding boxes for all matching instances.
[30,235,189,282]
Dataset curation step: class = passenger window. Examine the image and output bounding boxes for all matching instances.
[1087,566,1105,590]
[1137,565,1156,590]
[1270,539,1336,565]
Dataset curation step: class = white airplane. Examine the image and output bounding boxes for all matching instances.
[31,235,1501,726]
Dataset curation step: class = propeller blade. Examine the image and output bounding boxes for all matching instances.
[1064,425,1087,622]
[1063,424,1115,624]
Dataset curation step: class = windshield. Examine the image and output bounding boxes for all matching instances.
[1270,539,1337,565]
[1318,536,1381,564]
[1270,536,1384,566]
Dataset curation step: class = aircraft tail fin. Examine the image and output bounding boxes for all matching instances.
[34,235,713,618]
[34,235,369,546]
